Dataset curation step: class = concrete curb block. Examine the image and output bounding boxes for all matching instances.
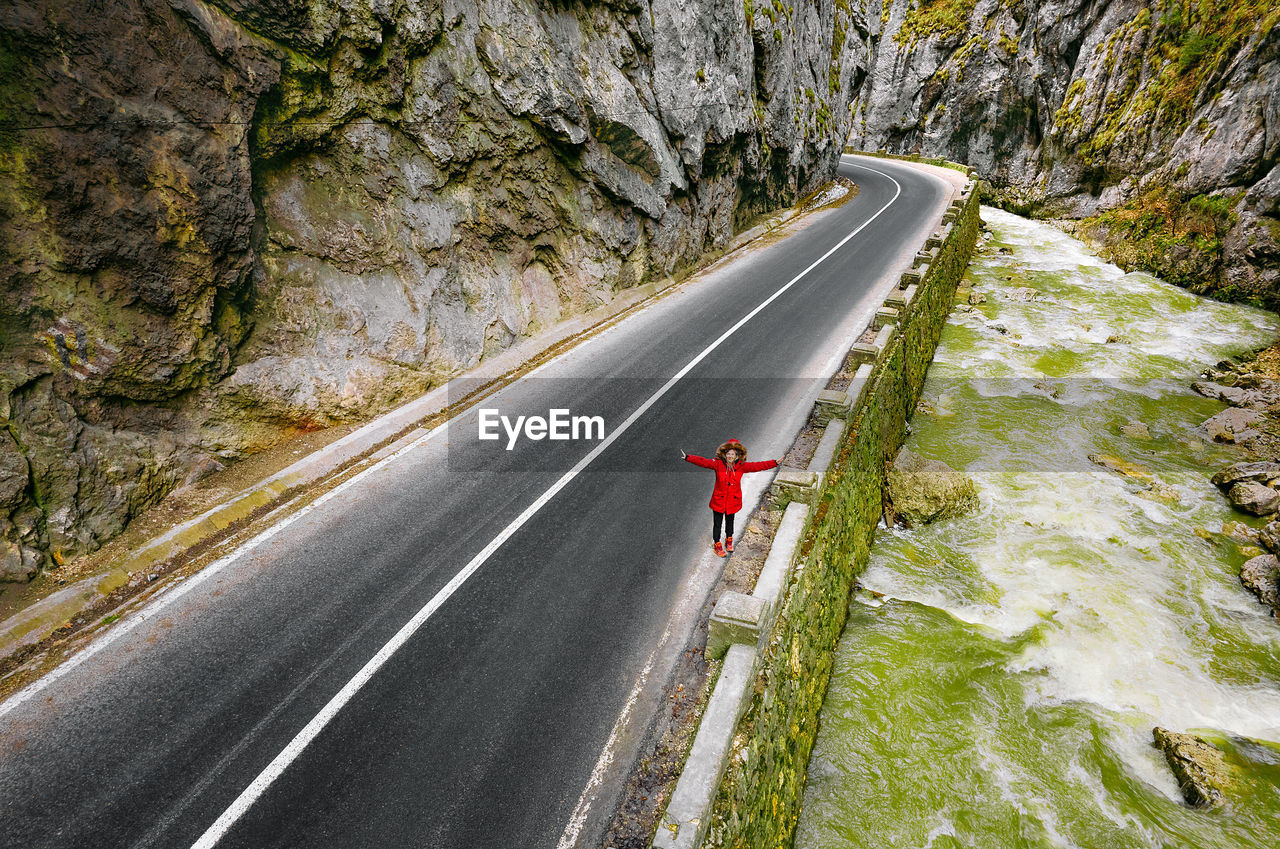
[751,503,807,624]
[654,644,756,849]
[873,306,899,329]
[652,165,979,849]
[808,422,844,486]
[0,185,840,663]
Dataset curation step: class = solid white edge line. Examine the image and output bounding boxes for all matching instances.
[190,160,904,849]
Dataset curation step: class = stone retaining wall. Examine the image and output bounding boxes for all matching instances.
[654,158,979,849]
[845,146,977,178]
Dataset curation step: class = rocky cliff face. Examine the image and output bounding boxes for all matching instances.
[849,0,1280,305]
[0,0,869,580]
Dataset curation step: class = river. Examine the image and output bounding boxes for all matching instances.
[795,207,1280,848]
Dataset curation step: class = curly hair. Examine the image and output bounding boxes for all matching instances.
[714,439,748,463]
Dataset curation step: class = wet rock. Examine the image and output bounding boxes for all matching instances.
[1005,287,1039,302]
[1200,407,1264,444]
[886,447,979,526]
[967,291,987,305]
[1221,520,1262,546]
[1033,381,1063,399]
[1088,454,1152,481]
[1192,381,1265,407]
[1259,521,1280,554]
[1227,482,1280,516]
[1140,482,1181,504]
[1152,727,1234,808]
[1240,555,1280,616]
[1120,421,1151,439]
[955,303,973,313]
[1211,461,1280,489]
[1105,334,1129,344]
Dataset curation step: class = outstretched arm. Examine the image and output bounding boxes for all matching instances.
[683,452,716,468]
[740,458,780,473]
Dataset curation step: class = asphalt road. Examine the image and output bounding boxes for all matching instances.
[0,156,953,849]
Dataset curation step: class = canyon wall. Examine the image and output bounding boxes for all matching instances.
[0,0,870,579]
[850,0,1280,305]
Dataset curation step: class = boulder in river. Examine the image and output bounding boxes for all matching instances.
[1211,461,1280,489]
[967,291,987,305]
[1200,407,1264,444]
[1088,453,1152,481]
[1240,555,1280,617]
[886,448,978,526]
[1152,727,1234,808]
[1227,481,1280,516]
[1221,520,1263,546]
[1193,381,1265,408]
[1259,521,1280,554]
[1120,421,1151,439]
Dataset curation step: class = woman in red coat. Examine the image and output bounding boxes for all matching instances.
[681,438,780,557]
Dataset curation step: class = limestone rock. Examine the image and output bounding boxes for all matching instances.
[887,447,979,526]
[1227,482,1280,516]
[0,542,41,583]
[1119,421,1150,439]
[0,0,868,576]
[1192,381,1269,408]
[1221,520,1262,546]
[1201,407,1264,444]
[967,291,987,305]
[0,432,29,509]
[849,0,1280,306]
[1152,727,1234,808]
[1211,461,1280,489]
[1140,481,1181,505]
[1260,521,1280,554]
[1240,554,1280,616]
[1088,454,1152,482]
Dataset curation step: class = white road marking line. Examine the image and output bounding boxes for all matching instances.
[556,625,669,849]
[192,160,904,849]
[552,158,907,848]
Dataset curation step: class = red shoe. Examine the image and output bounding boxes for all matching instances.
[725,535,734,553]
[712,541,726,558]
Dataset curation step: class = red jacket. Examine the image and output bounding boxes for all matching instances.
[685,455,779,514]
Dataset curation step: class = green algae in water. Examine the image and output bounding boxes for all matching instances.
[797,208,1280,848]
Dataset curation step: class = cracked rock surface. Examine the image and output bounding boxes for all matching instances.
[850,0,1280,306]
[1152,726,1236,808]
[0,0,867,577]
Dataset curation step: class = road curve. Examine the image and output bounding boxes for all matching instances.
[0,156,953,849]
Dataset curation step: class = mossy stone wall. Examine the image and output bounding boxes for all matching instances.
[702,186,979,849]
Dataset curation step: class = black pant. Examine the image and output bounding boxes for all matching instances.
[712,510,735,542]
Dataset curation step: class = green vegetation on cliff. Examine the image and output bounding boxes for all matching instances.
[1055,0,1280,168]
[894,0,978,47]
[1080,187,1260,305]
